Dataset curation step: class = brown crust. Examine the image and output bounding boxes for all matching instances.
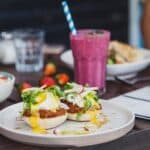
[23,108,66,119]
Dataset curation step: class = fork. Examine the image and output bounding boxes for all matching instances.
[115,76,150,85]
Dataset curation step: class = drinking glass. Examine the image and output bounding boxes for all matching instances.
[70,29,110,93]
[13,29,45,72]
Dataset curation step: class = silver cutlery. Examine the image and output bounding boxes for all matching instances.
[123,95,150,103]
[115,76,150,85]
[135,114,150,120]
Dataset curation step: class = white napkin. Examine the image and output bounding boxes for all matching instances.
[109,86,150,119]
[124,86,150,102]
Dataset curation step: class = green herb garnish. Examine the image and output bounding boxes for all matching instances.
[76,112,83,120]
[84,91,99,102]
[84,98,92,110]
[64,82,74,90]
[21,89,42,110]
[46,86,64,97]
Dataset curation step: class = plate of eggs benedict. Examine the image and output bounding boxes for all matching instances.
[0,83,135,147]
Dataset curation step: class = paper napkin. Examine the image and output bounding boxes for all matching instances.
[110,86,150,119]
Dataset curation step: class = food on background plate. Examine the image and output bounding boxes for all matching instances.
[21,86,67,133]
[61,83,103,126]
[108,41,144,64]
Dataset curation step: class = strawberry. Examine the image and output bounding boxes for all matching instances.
[18,82,32,92]
[40,76,56,87]
[56,73,70,85]
[44,62,56,76]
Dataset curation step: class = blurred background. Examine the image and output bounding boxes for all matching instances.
[0,0,128,47]
[0,0,148,49]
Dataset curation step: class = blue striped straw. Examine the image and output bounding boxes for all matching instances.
[61,1,77,35]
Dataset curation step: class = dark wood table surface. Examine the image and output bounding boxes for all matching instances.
[0,55,150,150]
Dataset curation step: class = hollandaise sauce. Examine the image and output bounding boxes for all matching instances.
[22,87,62,134]
[29,116,46,134]
[86,110,101,126]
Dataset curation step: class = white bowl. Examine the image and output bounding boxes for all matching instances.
[0,72,15,103]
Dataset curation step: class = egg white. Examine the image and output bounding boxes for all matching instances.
[37,93,59,111]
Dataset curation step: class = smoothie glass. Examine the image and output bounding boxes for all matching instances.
[70,29,110,92]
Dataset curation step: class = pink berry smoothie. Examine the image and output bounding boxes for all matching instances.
[70,29,110,91]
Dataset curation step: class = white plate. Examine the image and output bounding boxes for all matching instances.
[0,101,134,147]
[60,49,150,77]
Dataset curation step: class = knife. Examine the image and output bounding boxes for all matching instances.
[123,95,150,103]
[135,114,150,120]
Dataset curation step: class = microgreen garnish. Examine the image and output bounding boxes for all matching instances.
[64,82,74,90]
[46,86,64,97]
[63,82,100,109]
[76,112,83,120]
[21,89,42,110]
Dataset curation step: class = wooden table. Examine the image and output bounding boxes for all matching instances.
[0,55,150,150]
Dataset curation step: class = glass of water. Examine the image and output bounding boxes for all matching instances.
[13,29,45,72]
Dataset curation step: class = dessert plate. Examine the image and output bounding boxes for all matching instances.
[60,50,150,78]
[0,100,134,147]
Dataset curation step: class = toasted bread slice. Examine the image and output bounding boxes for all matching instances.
[109,41,144,63]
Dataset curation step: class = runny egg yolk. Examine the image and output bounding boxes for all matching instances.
[30,93,47,117]
[28,93,47,134]
[29,116,46,134]
[28,92,60,133]
[86,110,101,126]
